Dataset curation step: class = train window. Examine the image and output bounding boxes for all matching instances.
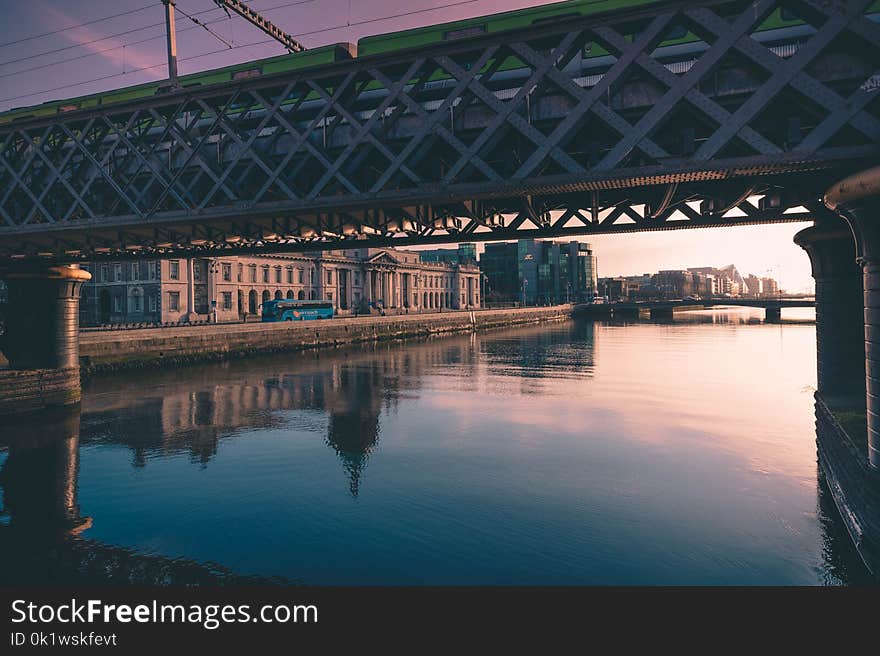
[665,24,688,40]
[233,68,262,81]
[443,25,486,40]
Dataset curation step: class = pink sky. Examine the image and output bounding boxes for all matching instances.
[0,1,818,290]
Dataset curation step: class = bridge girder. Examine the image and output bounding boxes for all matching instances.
[0,0,877,262]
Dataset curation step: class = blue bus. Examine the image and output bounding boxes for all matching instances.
[261,299,334,322]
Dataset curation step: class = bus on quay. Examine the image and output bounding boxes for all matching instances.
[261,299,334,322]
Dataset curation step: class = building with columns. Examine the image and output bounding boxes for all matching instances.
[79,247,481,326]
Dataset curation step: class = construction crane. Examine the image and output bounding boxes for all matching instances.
[212,0,306,53]
[161,0,305,88]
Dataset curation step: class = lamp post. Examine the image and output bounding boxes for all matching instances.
[522,278,528,307]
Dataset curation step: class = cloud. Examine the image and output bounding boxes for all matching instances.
[36,0,161,77]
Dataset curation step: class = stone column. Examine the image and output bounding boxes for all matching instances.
[794,223,864,403]
[3,265,91,370]
[186,257,195,319]
[824,165,880,468]
[364,269,372,305]
[0,265,91,416]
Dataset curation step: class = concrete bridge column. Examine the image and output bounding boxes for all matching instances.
[0,265,91,416]
[824,166,880,468]
[764,307,782,322]
[794,224,864,403]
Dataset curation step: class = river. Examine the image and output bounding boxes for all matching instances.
[0,307,871,584]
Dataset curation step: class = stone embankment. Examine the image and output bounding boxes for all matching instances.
[78,305,572,375]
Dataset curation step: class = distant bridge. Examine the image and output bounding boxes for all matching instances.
[0,0,878,262]
[573,296,815,320]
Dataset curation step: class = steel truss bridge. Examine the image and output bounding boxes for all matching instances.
[0,0,878,262]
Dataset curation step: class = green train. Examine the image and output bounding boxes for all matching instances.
[1,0,878,126]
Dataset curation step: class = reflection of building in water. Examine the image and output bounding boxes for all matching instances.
[80,340,482,493]
[325,366,383,497]
[78,323,586,492]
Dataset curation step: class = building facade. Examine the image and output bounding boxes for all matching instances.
[418,242,478,265]
[80,247,480,326]
[481,239,597,304]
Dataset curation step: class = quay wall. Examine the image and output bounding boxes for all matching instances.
[78,305,573,374]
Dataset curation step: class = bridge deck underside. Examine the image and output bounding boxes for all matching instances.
[0,0,878,262]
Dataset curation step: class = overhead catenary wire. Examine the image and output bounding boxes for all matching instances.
[0,1,313,81]
[0,0,483,106]
[0,0,317,69]
[175,2,234,49]
[0,3,156,49]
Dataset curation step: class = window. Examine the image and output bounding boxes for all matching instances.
[222,263,232,282]
[132,263,140,281]
[131,290,142,312]
[193,263,202,281]
[148,262,157,280]
[262,266,270,283]
[249,265,257,282]
[222,291,233,310]
[326,270,333,284]
[148,294,157,312]
[237,264,243,282]
[353,273,360,286]
[665,24,687,40]
[275,267,282,283]
[286,267,293,284]
[443,24,485,40]
[101,264,109,282]
[169,261,180,280]
[297,268,304,284]
[168,291,180,311]
[114,264,122,282]
[113,295,123,313]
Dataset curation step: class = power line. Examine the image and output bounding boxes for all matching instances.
[176,3,234,49]
[0,3,156,49]
[0,0,316,69]
[0,0,318,81]
[0,0,485,106]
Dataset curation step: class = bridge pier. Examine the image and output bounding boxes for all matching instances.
[0,265,91,416]
[823,166,880,468]
[794,224,865,404]
[764,307,782,323]
[649,307,673,320]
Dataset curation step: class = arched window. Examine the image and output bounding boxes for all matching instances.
[262,290,271,304]
[286,290,294,299]
[275,290,283,300]
[298,290,306,300]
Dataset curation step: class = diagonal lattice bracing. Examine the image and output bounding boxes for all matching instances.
[0,0,878,261]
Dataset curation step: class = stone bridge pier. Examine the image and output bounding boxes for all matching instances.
[807,166,880,469]
[0,265,91,416]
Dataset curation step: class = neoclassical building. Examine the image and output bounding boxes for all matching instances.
[80,247,481,325]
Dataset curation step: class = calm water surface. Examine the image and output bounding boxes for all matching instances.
[0,308,871,584]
